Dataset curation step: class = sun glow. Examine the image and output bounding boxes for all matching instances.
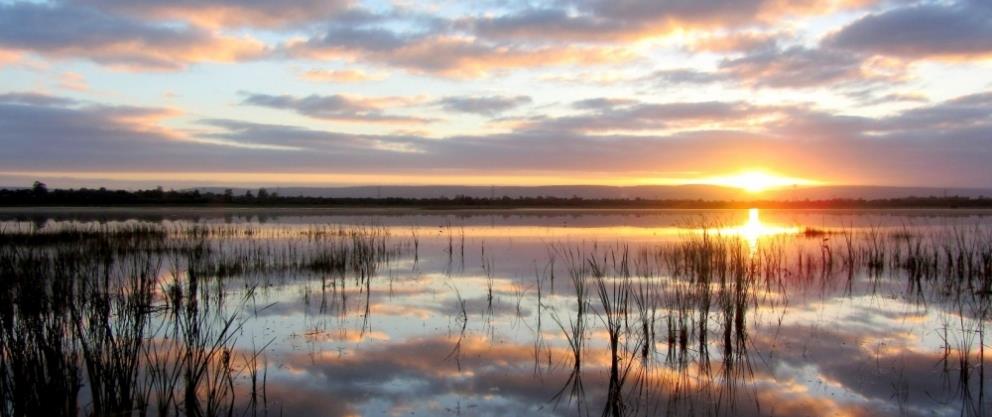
[696,170,819,193]
[720,208,801,253]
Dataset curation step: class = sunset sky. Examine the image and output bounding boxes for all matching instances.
[1,0,990,188]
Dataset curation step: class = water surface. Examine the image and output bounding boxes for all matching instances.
[2,208,990,417]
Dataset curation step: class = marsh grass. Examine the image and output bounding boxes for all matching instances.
[540,220,992,417]
[0,222,397,417]
[3,217,992,417]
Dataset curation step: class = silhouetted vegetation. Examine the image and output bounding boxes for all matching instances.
[540,225,992,416]
[2,184,992,208]
[0,222,395,417]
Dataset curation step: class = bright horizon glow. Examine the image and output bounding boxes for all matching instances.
[0,170,826,189]
[693,171,820,193]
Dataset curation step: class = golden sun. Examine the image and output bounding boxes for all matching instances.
[698,170,819,193]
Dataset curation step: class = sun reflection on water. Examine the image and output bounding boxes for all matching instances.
[719,208,801,252]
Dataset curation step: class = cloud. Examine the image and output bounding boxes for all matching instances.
[197,119,348,150]
[637,46,907,88]
[876,92,992,132]
[0,0,894,80]
[571,98,640,110]
[469,8,641,42]
[828,0,992,59]
[0,2,265,70]
[4,92,992,187]
[262,335,577,417]
[645,45,905,90]
[685,30,781,53]
[436,95,532,116]
[198,118,416,152]
[0,92,199,170]
[468,0,876,43]
[719,46,894,88]
[0,94,428,174]
[256,315,928,417]
[240,92,432,124]
[0,49,20,66]
[78,0,351,29]
[0,0,889,86]
[845,90,929,106]
[0,92,78,107]
[522,99,777,133]
[279,13,633,78]
[58,72,89,92]
[284,26,630,78]
[0,94,184,139]
[585,0,869,26]
[537,70,634,85]
[646,68,726,86]
[300,68,387,83]
[748,322,979,416]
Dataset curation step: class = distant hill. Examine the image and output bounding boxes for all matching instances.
[195,185,992,200]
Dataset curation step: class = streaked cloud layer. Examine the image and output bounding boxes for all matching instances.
[0,0,990,187]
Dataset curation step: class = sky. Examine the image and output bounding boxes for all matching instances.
[0,0,990,189]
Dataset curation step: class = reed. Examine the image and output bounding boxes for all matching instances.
[0,221,401,417]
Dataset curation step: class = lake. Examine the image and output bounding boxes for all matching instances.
[1,208,990,417]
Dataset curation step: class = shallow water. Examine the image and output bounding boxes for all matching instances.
[2,208,991,417]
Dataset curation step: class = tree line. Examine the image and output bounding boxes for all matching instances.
[2,181,992,209]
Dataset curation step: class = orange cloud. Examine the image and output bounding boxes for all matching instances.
[0,49,20,66]
[101,106,187,140]
[58,72,89,92]
[686,31,780,53]
[757,0,878,21]
[301,69,388,83]
[20,34,266,72]
[118,35,265,71]
[80,0,351,29]
[0,2,269,71]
